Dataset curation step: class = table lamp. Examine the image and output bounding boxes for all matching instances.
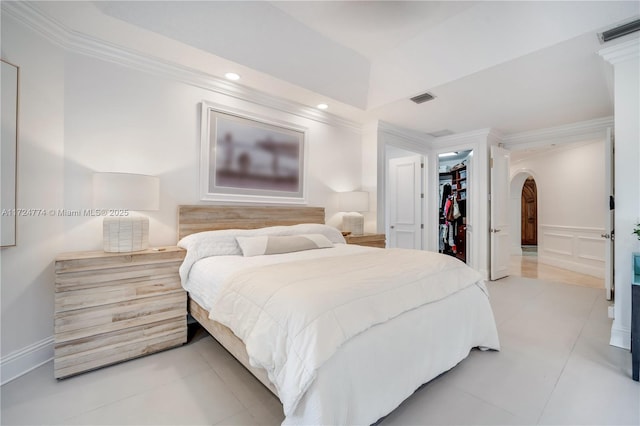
[338,191,369,235]
[93,172,160,252]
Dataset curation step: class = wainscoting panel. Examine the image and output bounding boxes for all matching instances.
[543,232,573,256]
[539,224,606,278]
[577,235,607,262]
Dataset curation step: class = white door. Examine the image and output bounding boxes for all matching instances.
[388,156,422,249]
[490,145,511,280]
[604,128,614,300]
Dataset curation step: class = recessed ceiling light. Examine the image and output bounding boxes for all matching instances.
[224,72,240,81]
[438,152,458,157]
[317,103,329,110]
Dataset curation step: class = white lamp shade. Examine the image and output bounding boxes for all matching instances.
[337,191,369,212]
[93,172,159,211]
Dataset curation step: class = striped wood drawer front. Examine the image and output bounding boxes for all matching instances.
[54,291,186,342]
[54,318,186,379]
[55,273,182,312]
[55,247,186,273]
[54,247,187,378]
[55,262,184,292]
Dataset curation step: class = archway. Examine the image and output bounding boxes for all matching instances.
[509,170,537,256]
[521,177,538,249]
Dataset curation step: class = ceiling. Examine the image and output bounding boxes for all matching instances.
[270,1,477,61]
[44,1,640,136]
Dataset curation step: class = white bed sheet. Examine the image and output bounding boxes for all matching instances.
[287,282,499,425]
[182,244,500,425]
[210,247,488,417]
[184,243,372,312]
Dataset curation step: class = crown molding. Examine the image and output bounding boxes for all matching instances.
[1,1,69,48]
[377,122,432,155]
[2,1,362,132]
[502,116,613,150]
[378,121,431,145]
[510,136,604,166]
[599,36,640,65]
[431,128,496,149]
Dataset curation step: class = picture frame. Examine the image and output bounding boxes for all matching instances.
[200,102,307,204]
[1,59,18,247]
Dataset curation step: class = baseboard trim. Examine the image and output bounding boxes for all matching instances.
[1,336,54,385]
[538,254,604,279]
[511,245,524,256]
[609,321,631,350]
[479,268,490,281]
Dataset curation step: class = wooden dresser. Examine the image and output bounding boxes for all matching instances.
[54,247,187,379]
[345,233,386,248]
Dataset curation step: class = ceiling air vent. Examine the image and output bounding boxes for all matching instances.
[410,92,436,104]
[599,19,640,43]
[430,129,454,137]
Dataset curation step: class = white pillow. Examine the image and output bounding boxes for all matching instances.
[178,223,345,287]
[236,234,334,257]
[177,223,345,257]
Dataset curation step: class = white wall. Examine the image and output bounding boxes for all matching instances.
[600,37,640,350]
[0,16,66,383]
[510,140,607,277]
[61,52,362,251]
[0,14,363,382]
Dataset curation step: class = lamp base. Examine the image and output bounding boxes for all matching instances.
[342,212,364,236]
[103,216,149,253]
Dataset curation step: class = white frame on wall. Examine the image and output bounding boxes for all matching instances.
[200,101,308,204]
[1,59,19,247]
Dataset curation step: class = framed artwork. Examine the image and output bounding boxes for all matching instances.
[1,59,18,247]
[200,102,307,204]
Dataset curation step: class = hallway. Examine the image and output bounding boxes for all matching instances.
[510,254,605,289]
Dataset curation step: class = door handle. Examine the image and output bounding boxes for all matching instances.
[601,233,610,239]
[490,228,501,233]
[390,225,395,229]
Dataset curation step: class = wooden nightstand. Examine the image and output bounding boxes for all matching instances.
[54,246,187,379]
[344,233,386,248]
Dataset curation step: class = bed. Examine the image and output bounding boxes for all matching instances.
[177,205,500,425]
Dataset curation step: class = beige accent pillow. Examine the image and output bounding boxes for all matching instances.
[236,234,333,257]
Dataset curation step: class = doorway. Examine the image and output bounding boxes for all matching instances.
[385,145,425,250]
[521,177,538,250]
[388,155,423,249]
[508,169,606,289]
[438,150,471,263]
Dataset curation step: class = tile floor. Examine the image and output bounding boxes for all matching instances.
[2,276,638,425]
[510,254,605,289]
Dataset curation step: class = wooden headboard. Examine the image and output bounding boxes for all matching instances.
[177,205,326,240]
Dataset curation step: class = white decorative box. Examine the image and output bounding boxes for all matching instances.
[103,216,149,252]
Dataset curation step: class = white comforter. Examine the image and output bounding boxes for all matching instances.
[209,248,487,417]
